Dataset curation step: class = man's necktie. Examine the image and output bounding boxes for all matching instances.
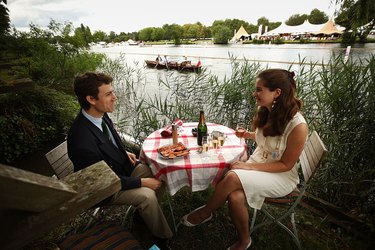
[101,120,111,139]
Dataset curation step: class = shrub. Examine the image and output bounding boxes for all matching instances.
[0,86,79,164]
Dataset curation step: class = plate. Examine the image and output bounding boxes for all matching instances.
[157,142,190,159]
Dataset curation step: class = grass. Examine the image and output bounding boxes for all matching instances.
[23,186,371,250]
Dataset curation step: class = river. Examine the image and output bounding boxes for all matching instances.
[91,42,375,77]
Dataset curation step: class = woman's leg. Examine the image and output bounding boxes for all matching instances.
[185,171,243,224]
[227,190,251,250]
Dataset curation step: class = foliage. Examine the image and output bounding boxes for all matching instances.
[0,0,9,35]
[308,8,329,24]
[162,23,184,44]
[211,25,232,44]
[299,55,375,214]
[335,0,375,42]
[0,86,79,165]
[4,21,105,93]
[0,19,106,164]
[286,14,309,26]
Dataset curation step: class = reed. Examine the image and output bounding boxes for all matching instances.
[102,53,375,216]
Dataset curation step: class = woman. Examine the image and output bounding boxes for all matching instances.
[180,69,308,250]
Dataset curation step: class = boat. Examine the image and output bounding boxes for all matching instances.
[145,60,202,73]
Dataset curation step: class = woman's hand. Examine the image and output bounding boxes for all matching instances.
[230,161,252,170]
[235,127,246,138]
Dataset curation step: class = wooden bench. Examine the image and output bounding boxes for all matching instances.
[0,161,121,250]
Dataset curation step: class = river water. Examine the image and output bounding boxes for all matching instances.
[91,43,375,77]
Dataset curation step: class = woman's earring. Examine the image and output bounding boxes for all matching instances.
[272,99,276,109]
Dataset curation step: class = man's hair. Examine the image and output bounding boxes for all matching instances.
[74,72,113,110]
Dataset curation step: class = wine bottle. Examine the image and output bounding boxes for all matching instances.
[197,110,208,146]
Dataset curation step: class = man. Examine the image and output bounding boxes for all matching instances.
[67,72,172,249]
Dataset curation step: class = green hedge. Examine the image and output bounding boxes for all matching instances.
[0,86,79,164]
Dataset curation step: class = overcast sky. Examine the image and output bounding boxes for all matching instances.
[7,0,339,33]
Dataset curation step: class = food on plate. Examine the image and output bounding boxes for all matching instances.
[158,142,190,159]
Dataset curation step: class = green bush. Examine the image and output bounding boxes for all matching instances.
[0,86,79,164]
[300,55,375,214]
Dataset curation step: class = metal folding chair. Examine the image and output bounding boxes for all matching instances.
[250,131,327,249]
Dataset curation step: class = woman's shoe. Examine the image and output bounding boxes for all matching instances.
[226,237,252,250]
[180,205,213,227]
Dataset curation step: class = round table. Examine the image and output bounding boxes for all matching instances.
[140,122,248,195]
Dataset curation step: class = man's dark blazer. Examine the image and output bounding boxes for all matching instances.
[67,111,141,190]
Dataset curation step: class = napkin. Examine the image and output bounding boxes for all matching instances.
[160,119,184,137]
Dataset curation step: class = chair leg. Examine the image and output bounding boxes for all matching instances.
[122,205,135,227]
[290,212,301,249]
[250,208,257,233]
[166,194,178,233]
[250,208,302,249]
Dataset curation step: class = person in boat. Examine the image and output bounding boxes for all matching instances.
[67,72,173,250]
[156,54,162,62]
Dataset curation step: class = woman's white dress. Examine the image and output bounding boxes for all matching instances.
[232,112,307,209]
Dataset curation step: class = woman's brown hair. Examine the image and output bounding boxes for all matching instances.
[252,69,302,136]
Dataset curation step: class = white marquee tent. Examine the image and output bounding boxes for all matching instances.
[262,20,344,37]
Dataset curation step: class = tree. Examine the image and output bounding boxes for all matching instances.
[285,14,308,25]
[308,8,329,24]
[109,31,116,41]
[199,25,211,39]
[182,23,201,39]
[92,30,106,42]
[335,0,375,42]
[0,0,9,35]
[151,27,165,41]
[74,24,93,47]
[138,27,154,41]
[211,24,232,44]
[162,23,183,44]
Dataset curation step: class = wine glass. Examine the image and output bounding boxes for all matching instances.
[236,122,246,145]
[201,136,210,160]
[212,136,219,154]
[217,132,226,154]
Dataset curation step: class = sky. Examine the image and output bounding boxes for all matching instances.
[7,0,339,33]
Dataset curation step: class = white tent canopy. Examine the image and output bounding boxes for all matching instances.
[314,20,344,35]
[262,20,343,37]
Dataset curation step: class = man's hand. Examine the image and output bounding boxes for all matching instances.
[141,178,162,190]
[127,152,137,166]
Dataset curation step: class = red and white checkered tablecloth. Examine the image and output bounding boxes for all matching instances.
[140,122,248,195]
